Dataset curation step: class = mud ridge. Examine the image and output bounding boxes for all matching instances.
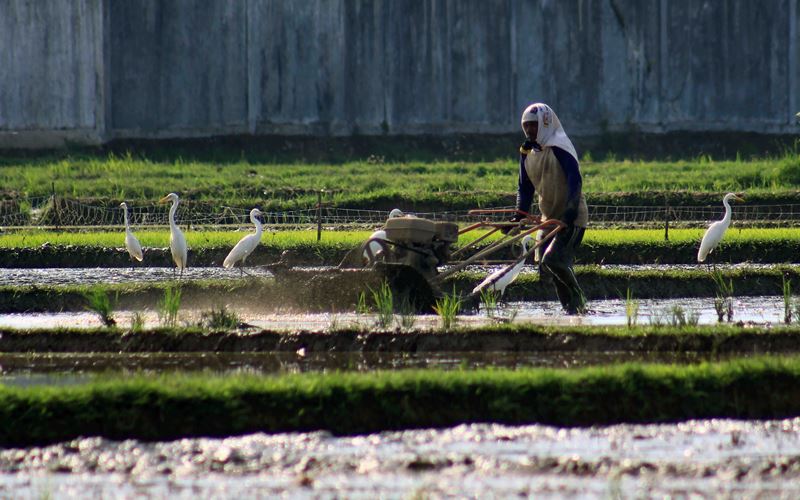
[2,327,800,354]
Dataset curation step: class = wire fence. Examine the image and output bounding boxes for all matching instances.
[3,196,800,229]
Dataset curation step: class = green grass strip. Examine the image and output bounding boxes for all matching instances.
[2,357,800,446]
[3,149,800,204]
[1,227,799,249]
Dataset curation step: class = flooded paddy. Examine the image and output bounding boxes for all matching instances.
[3,418,800,498]
[0,263,794,286]
[0,295,790,330]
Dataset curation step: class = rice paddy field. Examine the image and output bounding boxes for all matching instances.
[3,148,800,497]
[1,147,799,209]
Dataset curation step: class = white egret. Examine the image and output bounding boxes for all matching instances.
[697,192,744,263]
[159,193,188,277]
[389,208,404,218]
[472,234,534,297]
[223,208,264,276]
[120,202,143,264]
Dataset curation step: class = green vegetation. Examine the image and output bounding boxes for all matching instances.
[433,287,462,331]
[624,288,639,328]
[82,288,116,327]
[711,271,735,322]
[1,227,798,250]
[369,280,394,329]
[200,305,240,330]
[1,148,800,210]
[3,356,800,446]
[157,286,182,328]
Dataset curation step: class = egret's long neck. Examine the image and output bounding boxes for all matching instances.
[123,207,130,229]
[169,200,179,229]
[251,213,263,237]
[721,198,733,224]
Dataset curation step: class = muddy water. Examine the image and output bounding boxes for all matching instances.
[2,418,800,498]
[0,267,274,286]
[0,263,792,286]
[0,295,788,332]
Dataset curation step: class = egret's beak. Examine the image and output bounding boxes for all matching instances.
[734,194,745,203]
[158,195,170,204]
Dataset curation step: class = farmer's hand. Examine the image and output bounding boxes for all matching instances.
[519,139,536,155]
[500,213,525,234]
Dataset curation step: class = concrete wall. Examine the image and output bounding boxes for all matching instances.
[1,0,798,147]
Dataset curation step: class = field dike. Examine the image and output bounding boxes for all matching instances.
[0,238,798,267]
[3,325,800,354]
[1,266,798,314]
[2,357,800,446]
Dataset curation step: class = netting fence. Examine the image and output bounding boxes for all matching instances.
[2,196,800,229]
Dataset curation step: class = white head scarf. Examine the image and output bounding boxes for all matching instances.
[521,103,578,162]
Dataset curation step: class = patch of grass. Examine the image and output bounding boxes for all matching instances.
[5,356,800,446]
[711,270,734,322]
[479,288,498,318]
[3,149,800,208]
[82,288,116,327]
[667,305,700,327]
[433,287,462,331]
[784,276,793,325]
[369,280,393,329]
[624,288,639,328]
[129,312,145,332]
[395,296,417,331]
[158,286,182,328]
[200,305,240,330]
[356,291,369,315]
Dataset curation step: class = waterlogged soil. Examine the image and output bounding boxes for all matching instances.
[0,295,790,330]
[1,264,800,315]
[2,419,800,498]
[0,351,714,387]
[2,296,800,354]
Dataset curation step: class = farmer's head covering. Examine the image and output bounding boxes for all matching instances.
[521,103,578,162]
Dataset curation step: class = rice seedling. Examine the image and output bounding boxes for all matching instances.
[129,311,145,332]
[783,276,793,324]
[648,308,666,327]
[356,291,369,315]
[667,305,700,327]
[200,305,240,330]
[711,270,734,322]
[158,286,182,328]
[433,287,462,331]
[83,288,116,327]
[624,288,639,328]
[395,296,417,331]
[369,280,393,329]
[479,288,498,318]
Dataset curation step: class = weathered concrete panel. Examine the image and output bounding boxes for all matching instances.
[1,0,798,147]
[662,0,793,131]
[108,0,248,136]
[0,0,102,132]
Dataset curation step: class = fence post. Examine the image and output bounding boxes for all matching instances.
[317,190,323,241]
[52,182,61,230]
[664,200,669,241]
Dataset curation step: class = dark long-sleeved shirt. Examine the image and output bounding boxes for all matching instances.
[516,145,582,223]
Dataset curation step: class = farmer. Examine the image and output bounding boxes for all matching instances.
[510,103,588,314]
